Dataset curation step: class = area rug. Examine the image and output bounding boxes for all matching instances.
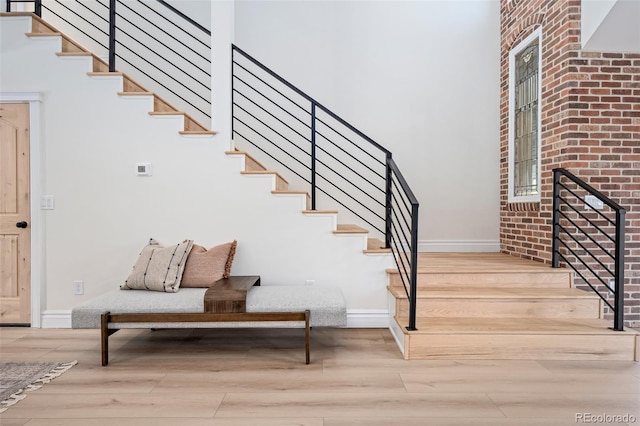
[0,361,77,413]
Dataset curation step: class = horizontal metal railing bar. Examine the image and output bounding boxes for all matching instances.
[233,117,311,171]
[113,11,211,86]
[232,44,391,156]
[556,168,625,212]
[388,159,419,206]
[41,3,109,50]
[392,192,412,234]
[315,127,386,179]
[391,210,412,251]
[315,175,385,224]
[234,131,312,185]
[233,60,310,117]
[390,229,412,297]
[315,183,384,233]
[557,195,616,244]
[314,141,386,199]
[316,116,386,168]
[557,209,616,261]
[76,0,109,26]
[556,238,611,290]
[119,1,210,65]
[556,251,615,311]
[558,181,616,227]
[314,168,385,218]
[391,177,413,217]
[557,222,615,277]
[155,0,210,36]
[233,82,310,132]
[233,102,311,158]
[233,91,311,146]
[135,0,209,50]
[114,50,211,118]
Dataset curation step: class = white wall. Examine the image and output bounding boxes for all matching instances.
[234,0,501,250]
[582,0,640,53]
[1,14,393,327]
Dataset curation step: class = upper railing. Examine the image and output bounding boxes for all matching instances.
[552,168,626,331]
[232,45,420,330]
[6,0,211,127]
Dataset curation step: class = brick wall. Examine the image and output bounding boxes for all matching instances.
[500,0,640,327]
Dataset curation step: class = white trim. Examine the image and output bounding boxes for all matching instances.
[418,240,500,253]
[0,92,43,328]
[346,310,389,328]
[508,28,543,204]
[41,310,72,328]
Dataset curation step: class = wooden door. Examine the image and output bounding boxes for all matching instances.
[0,103,31,324]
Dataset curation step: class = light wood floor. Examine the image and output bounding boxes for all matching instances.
[1,327,639,425]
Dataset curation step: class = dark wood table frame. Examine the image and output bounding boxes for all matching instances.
[99,276,311,366]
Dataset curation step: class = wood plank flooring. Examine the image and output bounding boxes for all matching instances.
[1,327,639,425]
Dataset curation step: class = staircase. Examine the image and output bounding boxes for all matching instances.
[388,253,639,360]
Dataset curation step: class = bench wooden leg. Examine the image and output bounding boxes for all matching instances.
[101,312,110,366]
[305,310,310,365]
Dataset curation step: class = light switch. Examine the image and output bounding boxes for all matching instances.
[41,195,55,210]
[584,195,604,210]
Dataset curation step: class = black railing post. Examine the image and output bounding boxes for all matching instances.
[5,0,10,12]
[108,0,116,72]
[385,154,392,248]
[613,209,626,331]
[310,102,317,210]
[34,0,41,16]
[551,168,561,268]
[407,203,419,331]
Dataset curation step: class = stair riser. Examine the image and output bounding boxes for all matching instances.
[404,333,638,361]
[388,272,572,289]
[395,298,602,319]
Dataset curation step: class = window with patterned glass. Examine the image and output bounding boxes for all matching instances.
[509,30,541,202]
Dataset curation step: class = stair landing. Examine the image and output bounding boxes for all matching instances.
[388,253,639,361]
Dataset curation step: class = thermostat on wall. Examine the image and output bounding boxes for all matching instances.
[136,163,152,176]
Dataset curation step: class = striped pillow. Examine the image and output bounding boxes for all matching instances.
[121,239,194,292]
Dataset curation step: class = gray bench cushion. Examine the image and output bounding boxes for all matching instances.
[72,285,346,329]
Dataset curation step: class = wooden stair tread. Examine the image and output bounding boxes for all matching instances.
[118,91,154,96]
[334,224,368,234]
[272,190,309,196]
[395,317,637,335]
[225,150,267,171]
[388,286,599,299]
[240,170,289,182]
[26,32,62,37]
[149,111,182,116]
[302,210,339,214]
[56,51,91,57]
[365,238,391,253]
[386,267,571,275]
[179,130,217,135]
[88,71,124,77]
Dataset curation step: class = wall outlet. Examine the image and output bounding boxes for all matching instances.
[305,280,315,286]
[608,279,615,293]
[74,280,84,295]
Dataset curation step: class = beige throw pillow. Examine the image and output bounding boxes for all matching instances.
[121,238,194,292]
[181,240,237,287]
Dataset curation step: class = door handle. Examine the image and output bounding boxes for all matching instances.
[16,221,28,229]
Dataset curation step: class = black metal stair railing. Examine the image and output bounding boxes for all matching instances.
[6,0,211,127]
[232,45,420,331]
[552,168,626,331]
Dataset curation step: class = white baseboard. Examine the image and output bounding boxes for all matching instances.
[346,309,389,328]
[42,309,390,329]
[41,310,72,328]
[418,240,500,252]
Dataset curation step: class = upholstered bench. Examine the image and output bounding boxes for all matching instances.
[71,276,347,366]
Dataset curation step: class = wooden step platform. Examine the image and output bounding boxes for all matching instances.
[392,316,639,361]
[387,253,638,361]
